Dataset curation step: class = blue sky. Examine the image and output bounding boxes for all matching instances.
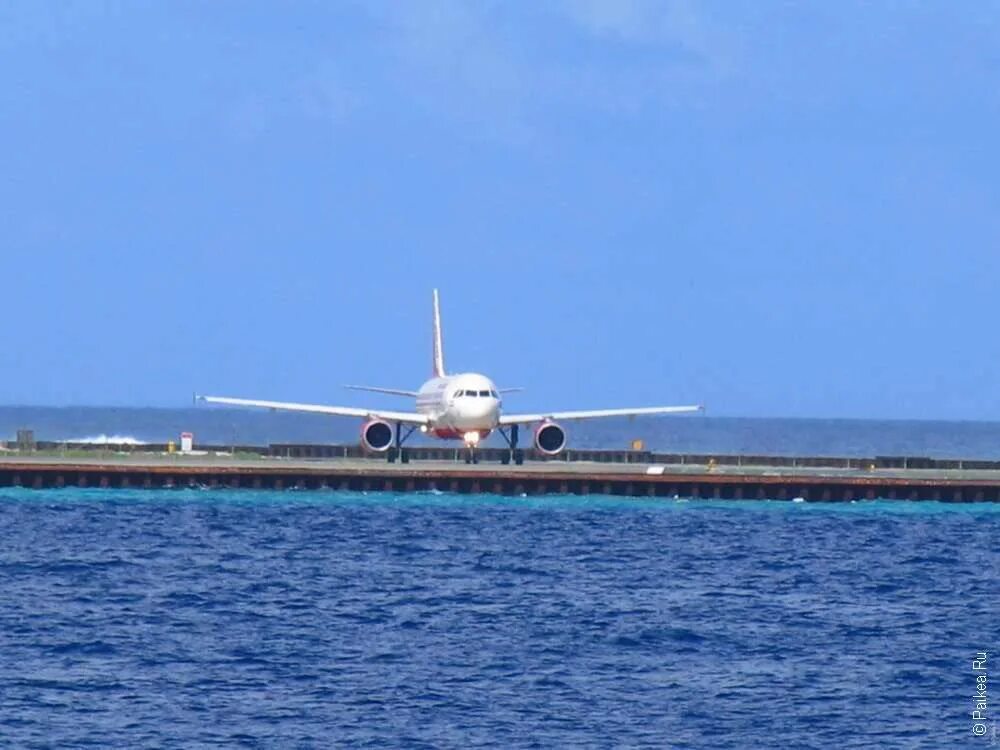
[1,1,999,419]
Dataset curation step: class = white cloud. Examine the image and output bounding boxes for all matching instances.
[243,0,742,143]
[557,0,735,72]
[360,1,533,142]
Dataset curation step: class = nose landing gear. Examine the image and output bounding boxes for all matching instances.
[462,431,482,464]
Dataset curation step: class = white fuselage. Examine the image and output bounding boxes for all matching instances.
[415,372,500,440]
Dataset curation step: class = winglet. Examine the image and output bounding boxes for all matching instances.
[432,289,446,378]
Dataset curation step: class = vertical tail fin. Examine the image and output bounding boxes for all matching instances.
[432,289,446,378]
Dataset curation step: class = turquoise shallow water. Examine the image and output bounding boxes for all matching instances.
[0,489,996,747]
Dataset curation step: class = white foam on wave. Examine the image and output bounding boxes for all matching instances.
[66,434,148,446]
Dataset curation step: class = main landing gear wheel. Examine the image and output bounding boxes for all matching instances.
[498,424,522,466]
[386,423,416,463]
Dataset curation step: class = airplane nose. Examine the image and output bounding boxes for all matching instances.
[457,398,499,427]
[474,400,496,419]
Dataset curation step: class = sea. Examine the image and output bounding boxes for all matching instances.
[0,408,997,747]
[5,405,1000,459]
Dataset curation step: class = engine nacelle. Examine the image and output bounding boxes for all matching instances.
[361,419,394,452]
[534,421,567,456]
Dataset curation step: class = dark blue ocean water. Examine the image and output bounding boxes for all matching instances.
[0,490,996,748]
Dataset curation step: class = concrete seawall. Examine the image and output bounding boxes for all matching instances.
[2,451,999,501]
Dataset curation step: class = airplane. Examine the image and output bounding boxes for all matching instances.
[197,290,703,464]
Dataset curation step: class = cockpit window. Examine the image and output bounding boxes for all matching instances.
[489,390,498,398]
[453,390,464,398]
[479,390,490,397]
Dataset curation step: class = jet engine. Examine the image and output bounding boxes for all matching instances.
[361,419,394,452]
[534,421,566,455]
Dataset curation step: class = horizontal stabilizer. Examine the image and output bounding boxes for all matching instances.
[344,385,419,398]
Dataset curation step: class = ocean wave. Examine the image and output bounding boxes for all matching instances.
[65,435,147,446]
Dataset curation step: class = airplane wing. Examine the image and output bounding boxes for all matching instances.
[499,405,703,425]
[197,395,430,425]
